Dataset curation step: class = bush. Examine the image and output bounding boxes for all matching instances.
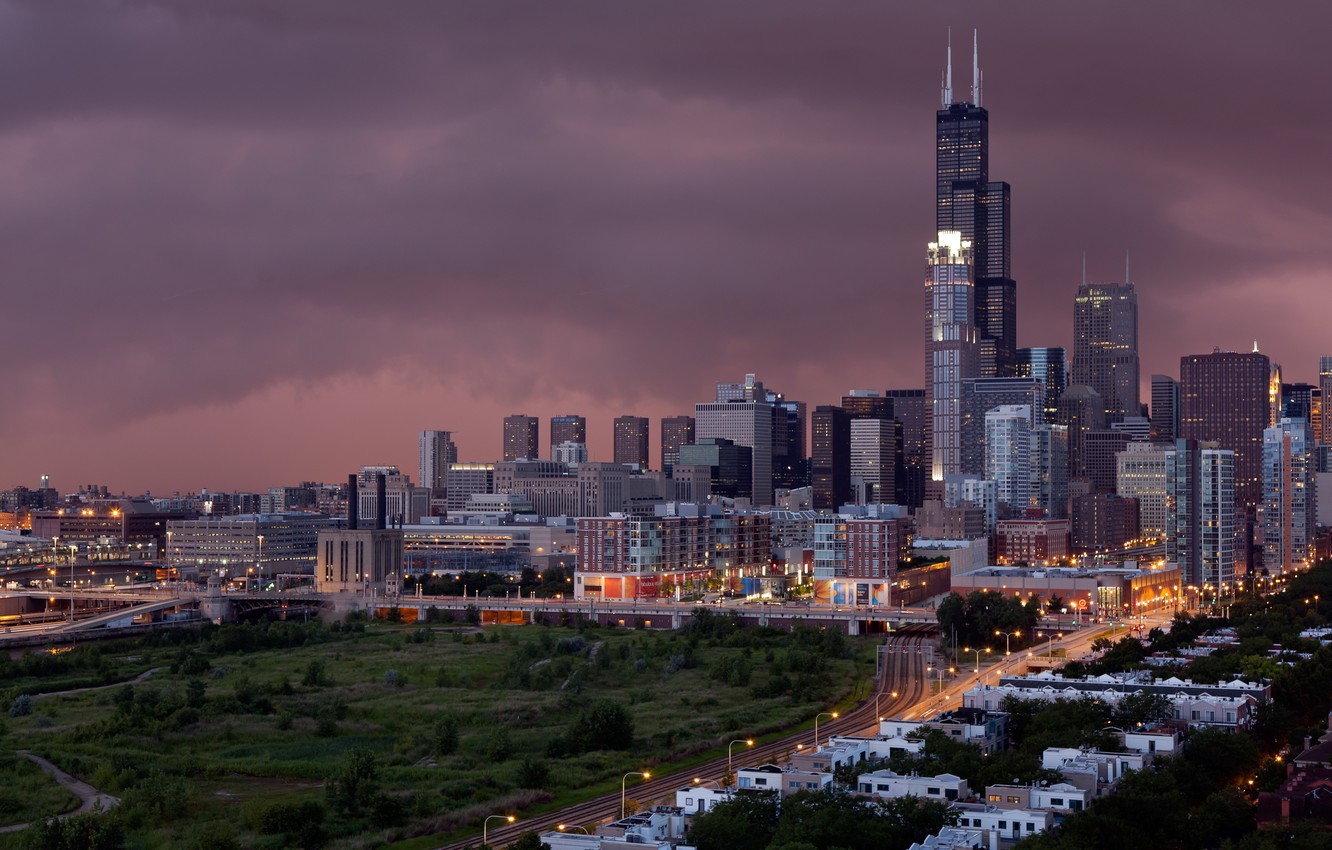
[8,694,32,717]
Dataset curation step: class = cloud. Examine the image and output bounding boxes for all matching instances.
[1,1,1328,492]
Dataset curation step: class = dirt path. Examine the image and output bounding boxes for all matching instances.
[0,751,119,834]
[31,666,160,700]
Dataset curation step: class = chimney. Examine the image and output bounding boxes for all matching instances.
[375,473,387,530]
[347,474,359,530]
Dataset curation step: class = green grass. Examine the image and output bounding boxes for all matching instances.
[0,616,873,849]
[0,753,80,828]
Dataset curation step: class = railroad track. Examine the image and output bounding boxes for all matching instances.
[437,626,936,849]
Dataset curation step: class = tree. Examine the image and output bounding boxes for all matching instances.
[434,714,460,756]
[686,791,780,850]
[507,832,550,850]
[1113,692,1172,728]
[561,700,634,754]
[325,748,378,815]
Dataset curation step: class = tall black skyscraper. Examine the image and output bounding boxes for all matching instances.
[936,32,1016,378]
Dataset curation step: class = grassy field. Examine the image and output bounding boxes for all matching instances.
[0,753,80,831]
[0,613,873,849]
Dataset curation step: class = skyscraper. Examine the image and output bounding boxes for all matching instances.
[1320,356,1332,446]
[1028,424,1069,519]
[1167,439,1235,592]
[660,415,696,473]
[937,33,1015,378]
[612,416,650,468]
[502,415,539,462]
[1072,281,1139,424]
[886,389,928,507]
[850,418,901,506]
[984,405,1032,516]
[696,374,774,506]
[1180,349,1271,509]
[811,405,851,511]
[1057,384,1107,483]
[550,415,587,454]
[1016,347,1066,425]
[1261,418,1316,574]
[769,391,809,492]
[1150,374,1180,443]
[925,231,979,485]
[959,376,1044,475]
[418,430,457,491]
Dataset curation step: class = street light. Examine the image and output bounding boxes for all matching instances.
[257,534,265,590]
[622,771,650,819]
[557,824,590,834]
[995,629,1020,657]
[483,814,514,846]
[692,777,723,789]
[963,646,991,673]
[814,712,838,749]
[728,739,754,776]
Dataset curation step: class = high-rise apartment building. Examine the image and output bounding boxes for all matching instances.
[1320,356,1332,446]
[1180,350,1271,509]
[925,231,979,485]
[960,376,1044,475]
[811,405,851,511]
[503,414,539,462]
[612,416,650,468]
[1072,281,1139,424]
[1057,385,1107,483]
[1167,439,1236,591]
[445,463,495,513]
[769,392,809,492]
[696,374,774,506]
[1151,375,1181,443]
[418,430,458,491]
[1028,424,1069,519]
[985,405,1032,516]
[1116,442,1168,539]
[1016,347,1066,424]
[886,389,928,508]
[660,415,696,473]
[850,418,901,506]
[936,36,1015,377]
[1261,418,1317,574]
[550,415,587,455]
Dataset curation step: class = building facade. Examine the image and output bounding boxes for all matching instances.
[1261,418,1317,574]
[503,414,540,462]
[1071,281,1139,423]
[660,415,696,473]
[612,415,650,468]
[1166,439,1236,591]
[925,231,979,485]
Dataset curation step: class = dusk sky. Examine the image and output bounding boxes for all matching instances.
[3,1,1331,495]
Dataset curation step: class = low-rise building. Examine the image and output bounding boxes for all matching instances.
[857,769,970,802]
[964,671,1267,731]
[983,782,1089,815]
[736,763,831,797]
[949,801,1053,847]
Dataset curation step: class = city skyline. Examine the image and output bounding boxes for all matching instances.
[3,2,1330,493]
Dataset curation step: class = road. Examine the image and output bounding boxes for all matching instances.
[434,626,935,850]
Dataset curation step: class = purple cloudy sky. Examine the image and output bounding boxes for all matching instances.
[3,1,1330,495]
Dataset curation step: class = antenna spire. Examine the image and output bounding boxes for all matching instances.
[1125,250,1130,283]
[972,30,982,106]
[1082,252,1087,286]
[942,29,953,106]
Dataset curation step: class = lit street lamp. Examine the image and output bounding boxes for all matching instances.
[963,646,990,673]
[483,814,514,846]
[813,711,838,750]
[995,629,1020,657]
[621,771,650,819]
[728,739,754,776]
[557,824,590,834]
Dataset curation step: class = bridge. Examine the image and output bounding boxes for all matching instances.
[1,583,942,641]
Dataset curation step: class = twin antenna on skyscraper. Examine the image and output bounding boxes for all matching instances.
[941,28,983,107]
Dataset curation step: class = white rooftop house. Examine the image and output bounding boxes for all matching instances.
[857,769,970,802]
